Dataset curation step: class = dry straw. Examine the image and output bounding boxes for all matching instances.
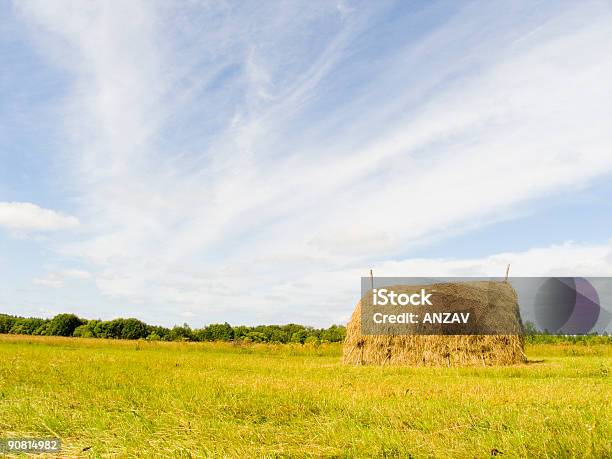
[343,280,526,366]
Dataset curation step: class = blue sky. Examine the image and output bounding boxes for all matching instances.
[1,0,612,327]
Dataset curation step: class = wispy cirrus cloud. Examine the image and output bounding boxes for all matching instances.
[10,0,612,325]
[33,269,91,288]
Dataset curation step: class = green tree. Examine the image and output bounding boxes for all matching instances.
[304,335,320,346]
[93,320,124,339]
[231,325,249,341]
[46,314,84,337]
[207,323,234,341]
[73,320,99,338]
[5,317,46,335]
[147,325,170,341]
[168,324,194,341]
[0,315,16,334]
[290,330,308,344]
[245,331,266,343]
[320,325,346,342]
[121,318,148,340]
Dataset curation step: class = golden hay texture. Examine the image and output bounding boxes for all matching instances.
[343,281,526,366]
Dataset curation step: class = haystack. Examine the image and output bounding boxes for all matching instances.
[343,281,526,366]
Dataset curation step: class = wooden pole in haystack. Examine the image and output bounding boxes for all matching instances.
[370,269,374,292]
[504,264,510,283]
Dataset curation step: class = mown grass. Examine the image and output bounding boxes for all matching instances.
[0,335,610,458]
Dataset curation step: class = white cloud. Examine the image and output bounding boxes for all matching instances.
[373,241,612,279]
[216,240,612,326]
[0,202,79,232]
[32,276,64,288]
[33,269,91,289]
[13,1,612,325]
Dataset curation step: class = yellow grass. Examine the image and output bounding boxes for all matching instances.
[0,335,610,457]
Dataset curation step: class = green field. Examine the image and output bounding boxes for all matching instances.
[0,336,610,458]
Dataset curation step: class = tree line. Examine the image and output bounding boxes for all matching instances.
[2,314,607,345]
[0,313,345,344]
[522,320,609,344]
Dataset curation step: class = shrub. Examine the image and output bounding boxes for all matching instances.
[73,324,94,338]
[304,336,320,346]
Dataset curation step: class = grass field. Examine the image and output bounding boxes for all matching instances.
[0,335,610,458]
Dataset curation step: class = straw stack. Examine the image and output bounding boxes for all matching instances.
[343,281,526,366]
